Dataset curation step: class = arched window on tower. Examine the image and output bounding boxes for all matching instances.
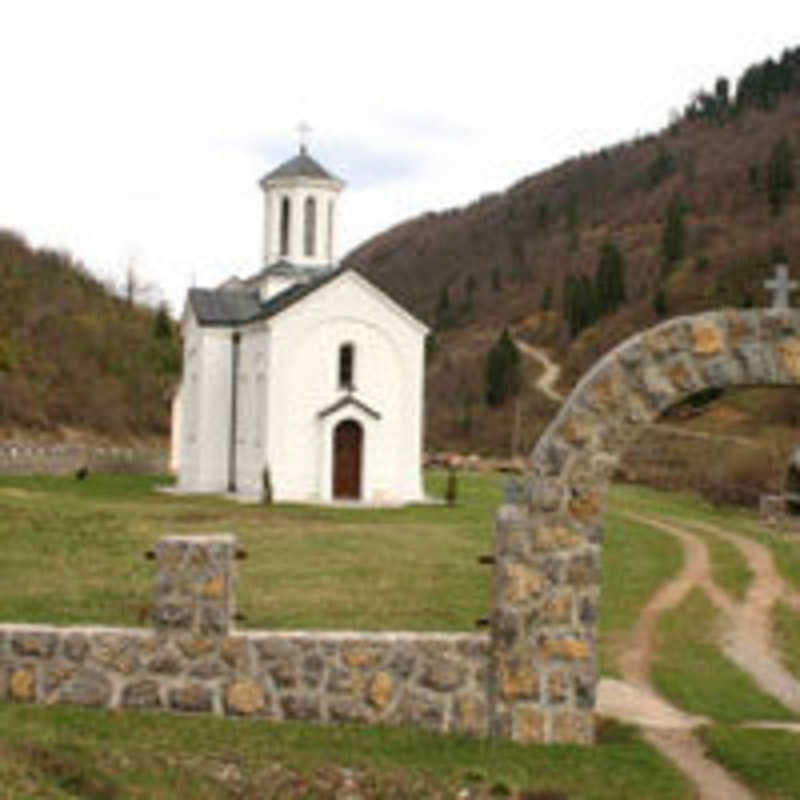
[304,196,317,257]
[280,196,291,257]
[338,342,355,390]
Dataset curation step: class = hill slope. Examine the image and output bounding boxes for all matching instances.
[0,232,180,440]
[345,50,800,455]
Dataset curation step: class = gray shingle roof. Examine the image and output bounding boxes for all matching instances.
[188,266,347,326]
[260,146,340,184]
[187,288,262,326]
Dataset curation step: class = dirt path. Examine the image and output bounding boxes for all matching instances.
[512,339,563,403]
[596,510,800,798]
[684,518,800,714]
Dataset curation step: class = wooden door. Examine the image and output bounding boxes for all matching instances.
[333,420,362,499]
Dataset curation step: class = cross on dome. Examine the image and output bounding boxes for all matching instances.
[296,121,312,154]
[764,263,797,308]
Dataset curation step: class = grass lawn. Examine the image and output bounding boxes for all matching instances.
[610,483,800,593]
[699,725,800,800]
[682,522,753,602]
[772,600,800,681]
[0,471,502,632]
[651,587,799,723]
[599,510,684,676]
[610,485,756,603]
[5,472,799,795]
[0,704,692,799]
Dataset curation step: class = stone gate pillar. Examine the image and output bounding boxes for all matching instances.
[152,534,238,636]
[490,501,598,743]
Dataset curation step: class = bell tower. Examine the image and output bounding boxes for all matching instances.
[258,129,345,271]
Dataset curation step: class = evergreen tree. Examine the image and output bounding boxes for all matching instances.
[662,193,687,268]
[436,284,450,314]
[465,274,477,300]
[565,191,579,251]
[153,303,172,339]
[484,328,521,407]
[766,136,795,216]
[653,285,668,317]
[541,285,553,312]
[595,242,626,314]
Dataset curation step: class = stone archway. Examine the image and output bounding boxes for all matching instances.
[490,308,800,744]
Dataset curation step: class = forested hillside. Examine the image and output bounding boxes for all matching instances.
[0,232,180,440]
[345,47,800,455]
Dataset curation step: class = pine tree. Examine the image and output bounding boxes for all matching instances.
[595,242,626,314]
[437,284,450,313]
[662,193,687,269]
[653,285,668,317]
[484,328,521,407]
[541,285,553,312]
[767,136,795,216]
[565,191,579,251]
[153,303,172,339]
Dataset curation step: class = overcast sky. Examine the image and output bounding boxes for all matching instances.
[2,2,798,313]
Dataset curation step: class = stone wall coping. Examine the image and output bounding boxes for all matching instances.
[0,622,488,644]
[496,503,527,523]
[159,533,236,544]
[0,623,151,636]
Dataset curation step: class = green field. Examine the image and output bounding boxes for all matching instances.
[1,472,799,797]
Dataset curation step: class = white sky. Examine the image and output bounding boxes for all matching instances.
[2,1,798,313]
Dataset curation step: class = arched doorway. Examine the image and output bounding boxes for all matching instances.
[333,419,362,499]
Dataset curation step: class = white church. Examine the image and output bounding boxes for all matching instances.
[171,143,429,503]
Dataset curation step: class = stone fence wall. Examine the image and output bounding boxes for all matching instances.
[0,442,166,476]
[0,535,490,738]
[0,626,489,735]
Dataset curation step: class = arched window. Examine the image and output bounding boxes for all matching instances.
[304,196,316,257]
[280,196,291,256]
[338,342,354,389]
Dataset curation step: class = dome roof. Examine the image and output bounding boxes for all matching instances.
[259,145,341,185]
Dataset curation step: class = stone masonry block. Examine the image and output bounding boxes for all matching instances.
[512,704,546,743]
[11,632,57,658]
[691,319,726,356]
[778,337,800,380]
[153,534,237,637]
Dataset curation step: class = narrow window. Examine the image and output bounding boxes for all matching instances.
[327,200,334,260]
[338,343,354,389]
[304,196,317,257]
[280,196,291,256]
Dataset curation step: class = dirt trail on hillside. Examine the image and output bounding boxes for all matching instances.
[596,510,800,799]
[512,339,563,403]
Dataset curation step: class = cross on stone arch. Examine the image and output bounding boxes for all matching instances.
[765,263,797,308]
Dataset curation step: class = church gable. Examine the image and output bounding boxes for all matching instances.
[265,268,429,338]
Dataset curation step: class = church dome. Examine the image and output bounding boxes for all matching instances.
[259,145,341,186]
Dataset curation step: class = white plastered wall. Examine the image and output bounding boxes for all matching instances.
[262,272,426,503]
[177,310,234,492]
[233,325,269,495]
